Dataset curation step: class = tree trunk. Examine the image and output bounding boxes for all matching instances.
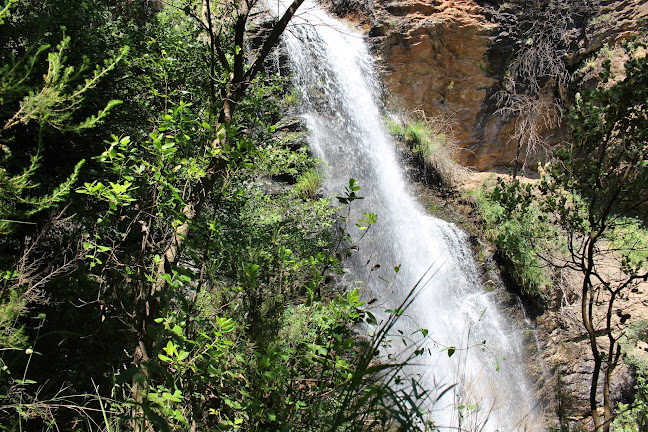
[128,0,307,425]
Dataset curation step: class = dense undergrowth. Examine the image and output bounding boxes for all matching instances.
[0,1,437,430]
[2,0,648,430]
[470,174,561,301]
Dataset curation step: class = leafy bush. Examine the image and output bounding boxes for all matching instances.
[473,176,558,298]
[608,217,648,276]
[613,372,648,432]
[614,321,648,431]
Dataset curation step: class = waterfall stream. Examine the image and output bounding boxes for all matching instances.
[276,2,540,429]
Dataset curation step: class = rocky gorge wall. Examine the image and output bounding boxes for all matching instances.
[338,0,648,170]
[370,0,498,169]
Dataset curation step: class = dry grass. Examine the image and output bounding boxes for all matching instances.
[386,112,468,189]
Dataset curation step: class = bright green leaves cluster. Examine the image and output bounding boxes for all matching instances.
[137,314,237,431]
[6,36,127,132]
[79,102,211,217]
[336,178,363,204]
[255,145,313,179]
[78,178,137,211]
[475,176,557,298]
[75,101,216,302]
[357,212,378,231]
[114,178,403,432]
[0,34,125,234]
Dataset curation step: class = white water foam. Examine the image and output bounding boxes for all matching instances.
[274,2,541,429]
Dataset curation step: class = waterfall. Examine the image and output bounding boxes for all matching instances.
[277,2,540,430]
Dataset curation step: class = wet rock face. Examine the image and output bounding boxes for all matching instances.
[325,0,376,27]
[367,0,648,171]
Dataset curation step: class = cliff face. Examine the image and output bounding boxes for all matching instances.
[370,0,497,168]
[367,0,648,170]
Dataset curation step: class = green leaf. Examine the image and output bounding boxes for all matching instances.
[441,346,456,357]
[385,308,403,316]
[158,354,172,363]
[413,328,428,337]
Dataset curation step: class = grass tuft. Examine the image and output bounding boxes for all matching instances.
[386,113,467,188]
[294,168,321,200]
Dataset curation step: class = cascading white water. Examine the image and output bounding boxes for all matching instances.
[276,2,540,430]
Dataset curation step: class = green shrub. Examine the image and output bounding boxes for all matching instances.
[608,217,648,275]
[614,321,648,431]
[472,176,557,298]
[613,372,648,432]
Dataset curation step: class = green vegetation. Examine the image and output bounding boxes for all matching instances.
[608,218,648,276]
[613,371,648,431]
[475,34,648,431]
[0,1,435,430]
[471,176,558,299]
[3,0,646,428]
[588,13,613,27]
[386,115,466,188]
[615,321,648,432]
[578,43,628,88]
[294,168,322,200]
[558,35,648,431]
